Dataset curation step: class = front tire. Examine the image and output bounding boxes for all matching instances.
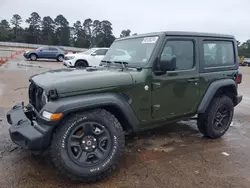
[50,109,125,182]
[197,96,234,139]
[30,54,37,61]
[75,60,88,69]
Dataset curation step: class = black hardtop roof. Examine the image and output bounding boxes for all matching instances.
[116,31,235,41]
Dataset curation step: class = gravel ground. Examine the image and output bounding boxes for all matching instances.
[1,48,250,188]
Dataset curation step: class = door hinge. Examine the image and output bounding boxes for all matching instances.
[152,104,160,111]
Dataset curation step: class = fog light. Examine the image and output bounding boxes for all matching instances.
[42,111,63,120]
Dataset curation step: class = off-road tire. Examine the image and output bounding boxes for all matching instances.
[50,109,125,182]
[29,54,37,61]
[57,55,64,62]
[75,60,88,69]
[197,96,234,139]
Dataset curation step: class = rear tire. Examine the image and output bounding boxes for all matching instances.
[50,109,125,182]
[197,96,234,139]
[75,60,88,69]
[57,55,64,62]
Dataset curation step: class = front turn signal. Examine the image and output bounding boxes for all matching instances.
[50,113,63,120]
[42,111,63,120]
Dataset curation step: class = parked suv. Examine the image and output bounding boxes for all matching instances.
[7,31,242,183]
[63,47,109,68]
[23,46,66,62]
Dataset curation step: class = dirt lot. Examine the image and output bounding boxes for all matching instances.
[1,47,250,188]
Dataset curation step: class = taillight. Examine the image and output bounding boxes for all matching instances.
[236,73,242,84]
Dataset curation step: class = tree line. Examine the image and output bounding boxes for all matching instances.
[0,12,136,48]
[0,13,249,57]
[237,40,250,58]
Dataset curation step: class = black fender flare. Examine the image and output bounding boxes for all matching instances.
[41,93,139,131]
[197,79,237,113]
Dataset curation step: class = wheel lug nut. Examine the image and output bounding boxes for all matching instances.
[82,140,85,144]
[85,147,88,150]
[92,145,95,148]
[93,138,96,141]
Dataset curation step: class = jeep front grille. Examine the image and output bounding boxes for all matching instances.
[29,81,44,112]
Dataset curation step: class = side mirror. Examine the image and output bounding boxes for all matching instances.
[91,53,96,56]
[159,55,176,72]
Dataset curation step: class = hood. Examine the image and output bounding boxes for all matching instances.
[65,53,88,58]
[65,53,77,58]
[31,67,133,95]
[25,49,36,54]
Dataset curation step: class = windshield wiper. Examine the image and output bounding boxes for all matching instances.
[101,60,112,67]
[101,60,128,70]
[113,61,128,70]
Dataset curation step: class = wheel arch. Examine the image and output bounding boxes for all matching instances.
[57,54,64,58]
[42,93,139,133]
[29,53,38,58]
[75,59,89,66]
[197,79,237,113]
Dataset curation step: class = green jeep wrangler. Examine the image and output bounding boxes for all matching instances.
[7,31,243,182]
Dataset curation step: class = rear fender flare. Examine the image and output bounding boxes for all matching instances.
[197,79,237,113]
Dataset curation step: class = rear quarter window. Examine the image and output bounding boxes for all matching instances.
[203,41,235,68]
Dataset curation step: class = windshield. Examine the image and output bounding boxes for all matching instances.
[80,49,96,55]
[102,36,159,66]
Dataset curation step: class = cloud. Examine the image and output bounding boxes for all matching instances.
[0,0,249,41]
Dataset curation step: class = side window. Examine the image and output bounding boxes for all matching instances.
[49,47,58,51]
[203,41,235,67]
[40,47,49,51]
[95,49,108,55]
[161,40,194,70]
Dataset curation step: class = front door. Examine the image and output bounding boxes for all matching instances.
[151,37,200,120]
[91,49,108,66]
[37,47,51,58]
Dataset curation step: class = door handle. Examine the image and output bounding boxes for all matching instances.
[187,78,199,82]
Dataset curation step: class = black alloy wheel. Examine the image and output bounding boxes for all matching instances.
[67,121,112,166]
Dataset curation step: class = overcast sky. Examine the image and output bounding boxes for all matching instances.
[1,0,250,42]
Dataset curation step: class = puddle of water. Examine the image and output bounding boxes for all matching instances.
[0,62,52,72]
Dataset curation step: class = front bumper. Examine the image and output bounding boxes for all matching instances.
[23,53,29,58]
[6,103,53,151]
[63,60,74,68]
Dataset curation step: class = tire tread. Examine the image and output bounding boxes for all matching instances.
[50,109,125,183]
[197,95,234,139]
